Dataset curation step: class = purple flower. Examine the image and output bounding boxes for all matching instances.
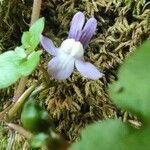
[40,12,103,80]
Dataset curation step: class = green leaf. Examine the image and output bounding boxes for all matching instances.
[109,40,150,122]
[21,99,50,133]
[0,48,41,89]
[0,49,23,89]
[70,119,133,150]
[30,133,50,148]
[124,127,150,150]
[29,17,45,35]
[15,47,27,58]
[21,18,45,51]
[19,50,42,76]
[21,32,32,50]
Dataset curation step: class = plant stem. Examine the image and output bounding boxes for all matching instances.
[31,0,42,25]
[13,0,42,102]
[8,84,38,119]
[13,77,28,102]
[30,84,46,97]
[7,123,33,139]
[0,104,13,120]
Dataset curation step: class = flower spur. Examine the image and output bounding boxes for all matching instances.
[40,12,103,80]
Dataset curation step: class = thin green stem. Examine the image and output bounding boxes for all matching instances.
[30,84,46,97]
[8,84,38,119]
[0,104,13,120]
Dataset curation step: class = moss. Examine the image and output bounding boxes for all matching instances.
[0,123,30,150]
[0,0,150,148]
[0,123,7,149]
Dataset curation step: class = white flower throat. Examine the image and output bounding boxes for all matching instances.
[60,39,84,58]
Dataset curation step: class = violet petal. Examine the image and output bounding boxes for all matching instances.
[48,53,75,80]
[40,35,58,56]
[79,18,97,48]
[68,12,85,40]
[75,59,103,80]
